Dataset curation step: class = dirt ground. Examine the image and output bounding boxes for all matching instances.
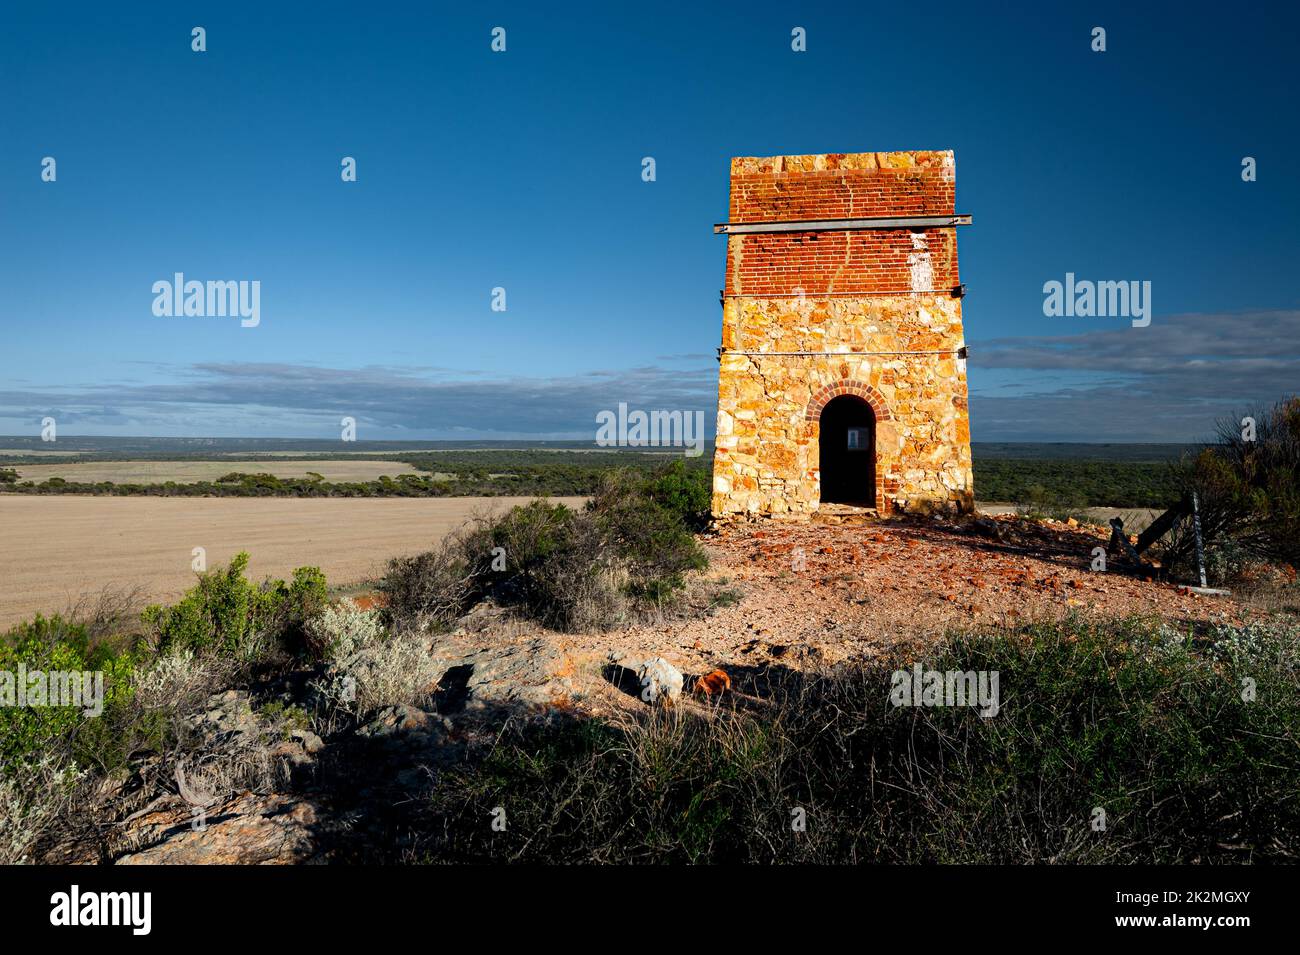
[0,495,586,628]
[398,513,1278,720]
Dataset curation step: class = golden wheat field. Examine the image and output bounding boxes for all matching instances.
[9,459,422,483]
[0,495,586,628]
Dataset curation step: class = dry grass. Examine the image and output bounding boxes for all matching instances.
[1229,572,1300,616]
[0,754,75,864]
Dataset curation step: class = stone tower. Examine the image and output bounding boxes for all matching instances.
[711,150,974,520]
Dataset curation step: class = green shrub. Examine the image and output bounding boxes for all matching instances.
[474,500,621,630]
[143,552,327,658]
[643,459,712,531]
[591,472,707,600]
[381,470,709,632]
[282,565,329,641]
[381,545,478,631]
[259,701,311,737]
[0,615,136,775]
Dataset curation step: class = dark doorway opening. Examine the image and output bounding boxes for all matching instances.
[818,395,876,506]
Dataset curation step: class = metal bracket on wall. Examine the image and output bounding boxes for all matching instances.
[713,214,972,235]
[719,347,967,358]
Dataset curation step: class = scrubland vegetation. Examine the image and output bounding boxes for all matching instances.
[981,398,1300,589]
[10,592,1295,863]
[381,464,709,632]
[421,618,1300,864]
[0,444,1182,507]
[3,414,1298,864]
[0,450,709,499]
[0,464,711,862]
[973,459,1181,510]
[1163,398,1300,577]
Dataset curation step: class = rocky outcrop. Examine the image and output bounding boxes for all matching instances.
[116,792,322,865]
[451,637,577,710]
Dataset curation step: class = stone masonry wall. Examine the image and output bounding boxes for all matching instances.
[711,151,974,520]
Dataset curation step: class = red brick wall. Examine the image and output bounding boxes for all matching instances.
[729,165,954,222]
[724,151,958,298]
[725,229,959,297]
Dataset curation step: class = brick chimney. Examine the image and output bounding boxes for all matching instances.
[711,150,973,520]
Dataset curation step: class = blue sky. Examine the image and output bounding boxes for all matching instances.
[2,0,1297,441]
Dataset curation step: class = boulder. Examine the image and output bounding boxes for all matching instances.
[637,657,684,704]
[605,652,685,703]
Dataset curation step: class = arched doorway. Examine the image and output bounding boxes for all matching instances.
[818,395,876,506]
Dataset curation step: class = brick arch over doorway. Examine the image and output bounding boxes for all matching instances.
[805,380,895,512]
[804,380,893,423]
